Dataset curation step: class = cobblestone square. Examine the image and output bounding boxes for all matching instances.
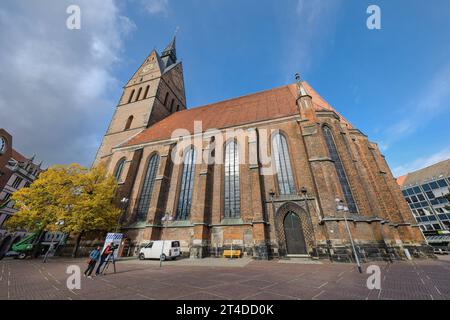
[1,256,450,300]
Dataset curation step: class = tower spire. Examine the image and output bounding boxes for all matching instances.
[295,73,310,97]
[295,73,315,120]
[161,31,178,70]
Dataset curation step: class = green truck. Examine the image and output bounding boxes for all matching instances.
[4,231,43,259]
[4,231,68,260]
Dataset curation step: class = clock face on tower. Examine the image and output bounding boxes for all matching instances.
[141,63,155,74]
[0,136,6,154]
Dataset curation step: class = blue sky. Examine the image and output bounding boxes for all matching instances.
[1,0,449,176]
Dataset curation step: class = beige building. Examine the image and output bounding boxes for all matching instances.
[95,37,430,261]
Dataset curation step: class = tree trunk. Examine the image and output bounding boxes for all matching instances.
[71,231,84,258]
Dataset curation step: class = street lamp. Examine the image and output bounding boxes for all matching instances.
[116,197,129,233]
[336,198,362,273]
[160,212,173,267]
[301,187,319,260]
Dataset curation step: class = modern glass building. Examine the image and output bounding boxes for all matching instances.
[397,159,450,250]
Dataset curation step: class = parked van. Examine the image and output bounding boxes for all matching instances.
[139,240,181,261]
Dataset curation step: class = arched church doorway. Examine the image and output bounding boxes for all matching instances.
[283,211,307,255]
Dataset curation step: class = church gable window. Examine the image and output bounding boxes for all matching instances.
[175,147,197,220]
[272,133,296,195]
[322,125,358,213]
[224,140,241,218]
[135,154,160,222]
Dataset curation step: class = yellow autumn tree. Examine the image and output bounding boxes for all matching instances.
[6,164,121,257]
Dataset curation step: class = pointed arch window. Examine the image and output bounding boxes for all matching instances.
[272,133,296,195]
[128,90,135,103]
[144,85,150,99]
[124,115,133,130]
[175,147,197,220]
[163,92,169,106]
[114,158,126,182]
[136,87,143,101]
[224,140,241,218]
[322,125,358,213]
[135,154,160,221]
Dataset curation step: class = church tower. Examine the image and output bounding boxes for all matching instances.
[94,36,186,167]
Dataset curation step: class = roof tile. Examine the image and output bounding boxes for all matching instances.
[123,82,351,147]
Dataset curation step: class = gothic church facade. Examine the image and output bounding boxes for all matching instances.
[95,37,429,261]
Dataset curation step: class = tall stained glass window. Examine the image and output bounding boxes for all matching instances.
[135,154,160,221]
[224,141,241,218]
[176,147,197,220]
[114,158,126,182]
[323,126,358,213]
[272,133,296,195]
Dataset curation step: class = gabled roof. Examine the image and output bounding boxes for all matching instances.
[122,82,352,148]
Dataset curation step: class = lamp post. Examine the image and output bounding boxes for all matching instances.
[336,198,362,273]
[116,197,129,233]
[301,187,320,260]
[160,212,173,267]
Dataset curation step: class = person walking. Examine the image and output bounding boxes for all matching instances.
[84,246,101,278]
[95,242,113,276]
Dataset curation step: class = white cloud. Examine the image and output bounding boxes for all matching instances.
[141,0,169,15]
[383,63,450,148]
[282,0,342,78]
[392,147,450,178]
[0,0,136,166]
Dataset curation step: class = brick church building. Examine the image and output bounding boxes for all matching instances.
[94,37,429,261]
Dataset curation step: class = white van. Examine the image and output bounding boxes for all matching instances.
[139,240,181,261]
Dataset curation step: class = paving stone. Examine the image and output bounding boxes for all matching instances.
[1,257,450,300]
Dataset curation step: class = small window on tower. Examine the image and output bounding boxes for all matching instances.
[170,99,175,112]
[128,90,135,103]
[136,87,143,101]
[144,85,150,99]
[163,92,169,106]
[176,105,180,111]
[125,116,133,130]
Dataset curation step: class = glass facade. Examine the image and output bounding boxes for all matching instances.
[322,126,358,213]
[401,175,450,233]
[175,147,197,220]
[272,133,296,195]
[224,141,240,218]
[135,154,160,221]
